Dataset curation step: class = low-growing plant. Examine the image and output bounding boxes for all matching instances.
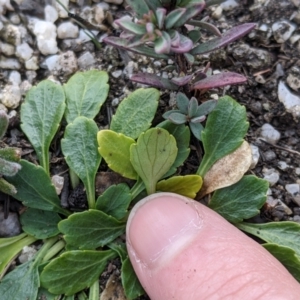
[0,70,299,300]
[162,92,217,140]
[0,110,21,196]
[104,0,256,92]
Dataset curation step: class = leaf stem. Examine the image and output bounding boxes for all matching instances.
[88,279,99,300]
[69,169,80,189]
[35,236,59,264]
[42,239,66,263]
[41,150,49,176]
[77,291,88,300]
[130,177,145,200]
[87,179,96,209]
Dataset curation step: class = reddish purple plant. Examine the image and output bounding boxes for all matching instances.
[104,0,256,92]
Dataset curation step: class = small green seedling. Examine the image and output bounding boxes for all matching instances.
[163,92,217,140]
[0,110,21,196]
[1,72,300,300]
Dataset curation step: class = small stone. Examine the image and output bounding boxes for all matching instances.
[287,66,300,92]
[292,195,300,206]
[18,246,37,264]
[0,84,21,109]
[16,43,33,61]
[262,167,280,186]
[20,80,32,96]
[260,123,281,144]
[111,70,122,78]
[111,98,120,106]
[57,22,79,39]
[278,80,300,119]
[25,56,39,70]
[295,168,300,175]
[1,24,21,45]
[291,0,300,7]
[54,0,69,18]
[277,200,293,215]
[9,13,21,25]
[0,209,21,237]
[0,41,15,56]
[272,20,296,43]
[77,51,95,69]
[0,56,21,69]
[25,71,37,83]
[285,183,300,196]
[9,71,21,85]
[52,175,64,195]
[45,5,58,23]
[212,6,223,19]
[250,144,260,169]
[80,5,105,29]
[263,150,276,161]
[278,161,288,170]
[220,0,239,11]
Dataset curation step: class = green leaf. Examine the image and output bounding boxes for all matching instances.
[236,221,300,257]
[37,287,59,300]
[0,178,17,196]
[110,88,160,139]
[130,128,177,194]
[40,250,117,296]
[189,122,204,140]
[263,244,300,282]
[61,117,101,209]
[5,160,69,216]
[122,257,144,300]
[20,208,61,239]
[157,120,190,177]
[197,96,249,176]
[95,184,131,220]
[0,110,8,139]
[0,234,36,278]
[195,100,218,117]
[168,112,187,124]
[97,130,137,179]
[155,31,171,54]
[58,210,125,249]
[64,70,109,124]
[126,0,149,18]
[209,176,268,223]
[116,17,146,35]
[157,175,202,198]
[144,0,161,12]
[108,242,127,262]
[0,260,39,300]
[20,80,65,174]
[176,92,189,114]
[165,8,186,29]
[0,158,21,176]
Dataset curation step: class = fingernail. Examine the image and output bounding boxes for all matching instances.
[126,192,203,268]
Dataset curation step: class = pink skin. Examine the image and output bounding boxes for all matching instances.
[126,193,300,300]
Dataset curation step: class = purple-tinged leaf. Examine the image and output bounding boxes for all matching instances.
[187,30,201,43]
[115,17,146,35]
[171,75,193,86]
[171,34,193,53]
[131,73,178,90]
[103,36,168,59]
[188,97,198,117]
[184,53,195,64]
[172,3,206,28]
[190,23,256,55]
[155,31,171,54]
[191,72,247,90]
[189,122,204,141]
[145,0,161,12]
[170,30,180,47]
[168,112,187,125]
[165,8,186,29]
[187,20,221,37]
[155,8,167,29]
[163,110,181,119]
[126,0,149,18]
[192,71,207,82]
[195,99,218,117]
[176,92,190,114]
[191,116,206,123]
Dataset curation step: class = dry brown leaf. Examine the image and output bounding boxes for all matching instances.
[198,140,252,198]
[100,273,126,300]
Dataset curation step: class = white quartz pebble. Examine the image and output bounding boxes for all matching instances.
[260,123,281,144]
[57,22,79,39]
[272,20,296,43]
[16,43,33,61]
[45,5,58,23]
